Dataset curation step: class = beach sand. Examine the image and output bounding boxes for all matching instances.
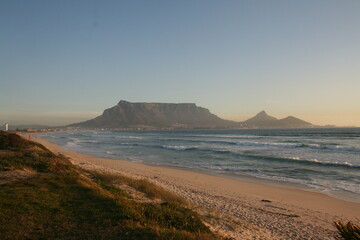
[22,133,360,240]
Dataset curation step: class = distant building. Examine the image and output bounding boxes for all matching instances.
[5,123,8,131]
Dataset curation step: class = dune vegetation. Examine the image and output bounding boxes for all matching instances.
[335,221,360,240]
[0,131,226,240]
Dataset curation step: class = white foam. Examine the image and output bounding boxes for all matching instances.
[162,145,194,151]
[115,135,143,140]
[207,134,262,139]
[235,141,301,148]
[65,141,80,148]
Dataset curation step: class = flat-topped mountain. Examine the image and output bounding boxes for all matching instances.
[70,100,237,129]
[70,101,314,129]
[242,111,313,128]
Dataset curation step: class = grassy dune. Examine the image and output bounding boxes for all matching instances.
[0,131,225,240]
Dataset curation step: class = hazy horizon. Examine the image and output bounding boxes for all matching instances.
[1,102,358,127]
[1,1,360,127]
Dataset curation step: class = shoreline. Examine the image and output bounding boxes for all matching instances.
[140,161,360,204]
[22,132,360,239]
[39,131,360,204]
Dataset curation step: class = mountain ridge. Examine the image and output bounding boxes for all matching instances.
[70,100,314,129]
[241,111,312,129]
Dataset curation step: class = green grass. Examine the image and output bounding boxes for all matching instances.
[0,132,223,240]
[0,174,131,239]
[0,131,72,173]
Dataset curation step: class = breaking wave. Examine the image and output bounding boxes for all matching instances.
[162,145,196,151]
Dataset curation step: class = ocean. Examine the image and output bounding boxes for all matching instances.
[40,128,360,202]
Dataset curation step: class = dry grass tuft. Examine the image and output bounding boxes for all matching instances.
[334,221,360,240]
[89,171,185,204]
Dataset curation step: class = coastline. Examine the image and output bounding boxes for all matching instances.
[21,132,360,240]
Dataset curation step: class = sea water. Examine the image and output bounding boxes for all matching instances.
[40,128,360,202]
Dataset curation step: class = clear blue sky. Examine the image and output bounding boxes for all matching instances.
[1,0,360,126]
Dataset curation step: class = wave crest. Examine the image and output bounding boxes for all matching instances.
[162,145,195,151]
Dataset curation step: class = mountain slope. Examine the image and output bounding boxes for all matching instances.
[242,111,279,128]
[70,100,237,129]
[277,116,313,128]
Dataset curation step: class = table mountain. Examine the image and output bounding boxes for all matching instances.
[70,100,237,129]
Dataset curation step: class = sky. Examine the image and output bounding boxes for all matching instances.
[1,0,360,126]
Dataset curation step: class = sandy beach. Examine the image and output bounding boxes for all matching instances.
[22,133,360,240]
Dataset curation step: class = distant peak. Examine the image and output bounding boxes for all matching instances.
[243,110,278,125]
[256,110,268,116]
